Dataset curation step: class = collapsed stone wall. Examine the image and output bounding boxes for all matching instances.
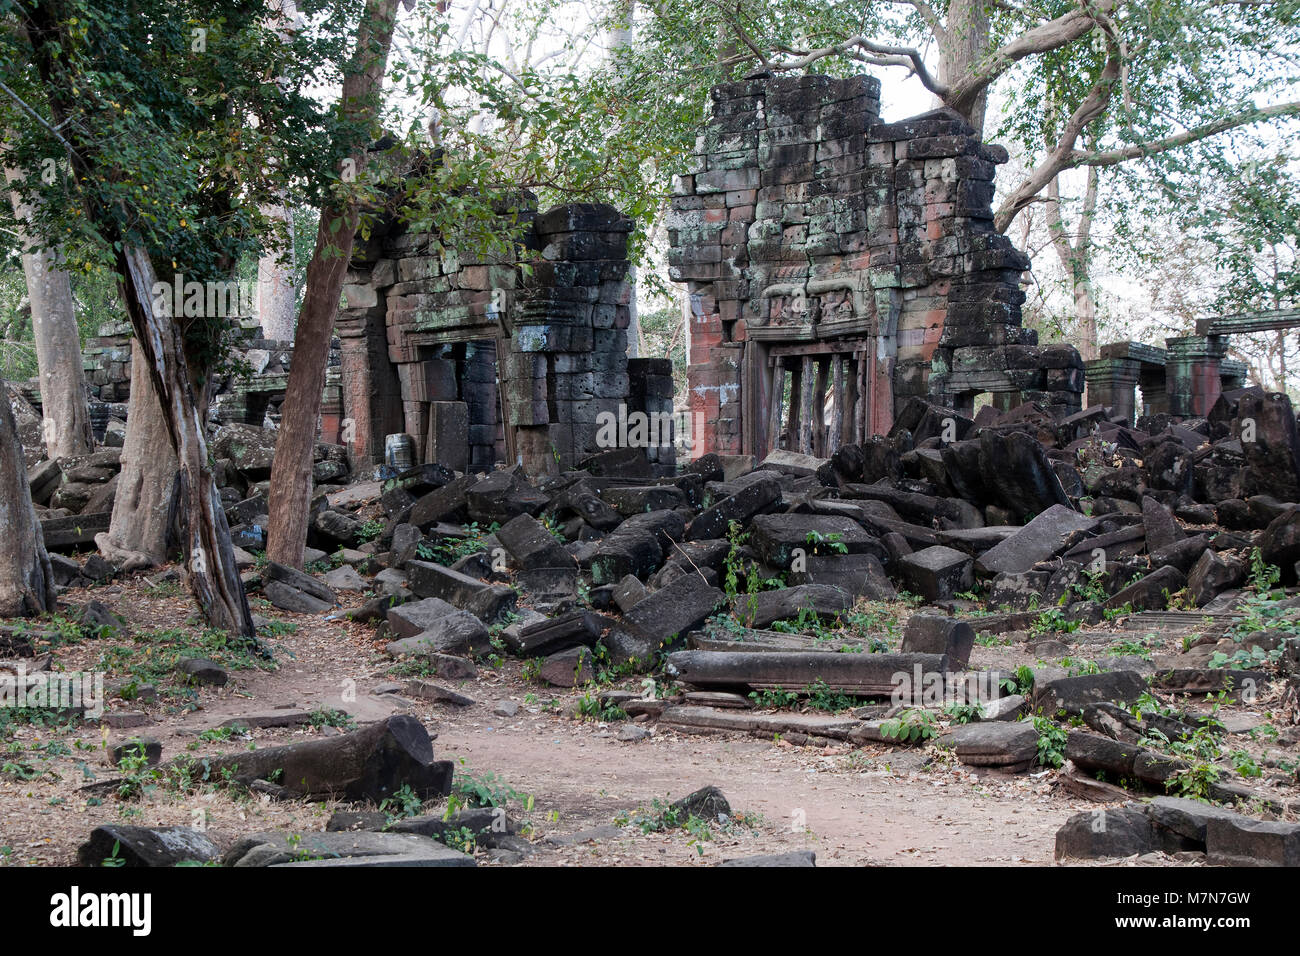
[339,198,648,476]
[669,73,1083,460]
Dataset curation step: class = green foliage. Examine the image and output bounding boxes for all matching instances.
[803,679,856,713]
[1229,749,1263,779]
[575,692,628,723]
[879,708,939,745]
[1029,715,1068,768]
[1059,656,1102,677]
[1168,762,1223,803]
[1031,608,1082,635]
[416,522,499,567]
[1208,644,1280,670]
[1110,634,1156,659]
[307,708,355,730]
[94,625,274,698]
[941,701,983,725]
[804,530,848,555]
[748,686,801,709]
[1000,665,1035,696]
[379,784,424,825]
[451,767,534,812]
[1070,570,1110,605]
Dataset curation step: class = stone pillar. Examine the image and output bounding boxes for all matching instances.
[628,357,677,476]
[319,367,343,445]
[507,203,633,475]
[1084,357,1141,424]
[425,400,469,472]
[337,265,401,471]
[1165,335,1226,418]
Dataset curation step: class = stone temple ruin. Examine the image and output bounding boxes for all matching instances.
[73,74,1090,476]
[12,71,1300,870]
[669,74,1083,460]
[335,200,675,477]
[55,73,1296,509]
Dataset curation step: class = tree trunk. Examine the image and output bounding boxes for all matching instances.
[96,348,178,570]
[0,368,57,616]
[266,0,402,569]
[256,197,297,341]
[118,246,255,636]
[4,165,93,461]
[255,0,301,342]
[1046,171,1101,360]
[18,0,252,636]
[935,0,991,134]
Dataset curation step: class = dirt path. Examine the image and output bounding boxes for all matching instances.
[0,577,1155,866]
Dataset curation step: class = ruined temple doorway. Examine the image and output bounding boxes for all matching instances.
[763,339,871,458]
[408,338,508,474]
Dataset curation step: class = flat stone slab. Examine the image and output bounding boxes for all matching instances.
[951,721,1038,768]
[975,505,1097,576]
[218,710,314,730]
[228,831,476,867]
[719,850,816,867]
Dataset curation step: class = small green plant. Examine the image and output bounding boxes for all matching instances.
[1111,634,1156,659]
[379,784,423,825]
[1070,569,1109,604]
[803,679,855,713]
[356,518,387,543]
[1059,656,1102,677]
[101,840,126,868]
[804,530,848,555]
[1229,749,1263,779]
[520,658,544,682]
[941,701,983,725]
[1102,602,1133,621]
[999,665,1035,696]
[450,768,534,811]
[748,686,800,709]
[307,708,356,730]
[879,708,939,745]
[1248,547,1281,596]
[1168,762,1222,802]
[1031,608,1081,635]
[1029,715,1068,768]
[575,691,628,722]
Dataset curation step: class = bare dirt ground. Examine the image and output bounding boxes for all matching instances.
[1,573,1288,867]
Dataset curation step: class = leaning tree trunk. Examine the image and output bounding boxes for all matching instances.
[266,0,401,569]
[118,247,255,637]
[95,348,178,570]
[0,368,57,616]
[4,165,93,460]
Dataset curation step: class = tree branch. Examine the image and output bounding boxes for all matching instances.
[994,53,1120,232]
[1068,100,1300,169]
[749,33,947,98]
[945,1,1112,116]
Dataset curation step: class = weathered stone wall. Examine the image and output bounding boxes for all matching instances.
[339,199,637,475]
[81,324,133,403]
[669,73,1083,460]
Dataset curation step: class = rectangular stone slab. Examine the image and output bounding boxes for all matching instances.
[658,704,858,740]
[975,504,1097,576]
[40,512,111,550]
[665,650,950,695]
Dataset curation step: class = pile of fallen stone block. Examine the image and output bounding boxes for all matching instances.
[24,375,1300,865]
